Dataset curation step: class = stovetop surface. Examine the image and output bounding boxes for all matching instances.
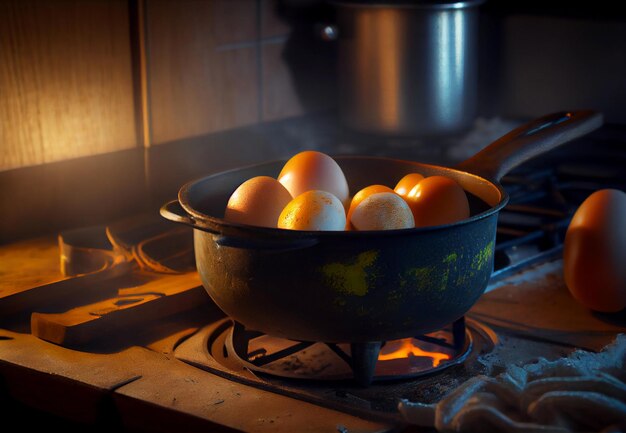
[1,119,625,432]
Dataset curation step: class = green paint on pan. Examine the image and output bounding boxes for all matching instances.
[471,241,494,270]
[405,266,438,292]
[439,252,459,291]
[440,270,450,291]
[456,270,475,286]
[321,250,378,297]
[444,252,458,263]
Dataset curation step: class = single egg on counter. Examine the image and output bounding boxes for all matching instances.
[278,150,350,206]
[563,188,626,313]
[224,176,292,228]
[277,190,346,231]
[345,184,395,230]
[350,192,415,231]
[394,173,425,197]
[405,175,470,227]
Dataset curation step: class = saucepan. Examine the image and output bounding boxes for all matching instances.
[329,0,486,136]
[160,110,602,343]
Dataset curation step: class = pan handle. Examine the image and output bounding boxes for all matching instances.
[455,110,604,182]
[159,199,222,234]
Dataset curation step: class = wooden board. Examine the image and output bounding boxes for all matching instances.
[0,234,132,320]
[472,260,626,352]
[1,215,202,350]
[31,271,208,347]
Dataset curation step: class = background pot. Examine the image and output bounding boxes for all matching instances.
[332,0,485,136]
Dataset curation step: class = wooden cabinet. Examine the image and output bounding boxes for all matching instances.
[146,0,259,145]
[0,0,332,171]
[0,0,336,243]
[0,0,138,171]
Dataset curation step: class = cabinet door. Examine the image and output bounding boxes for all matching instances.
[0,0,138,171]
[146,0,259,145]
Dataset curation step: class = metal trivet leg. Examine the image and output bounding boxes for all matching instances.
[230,321,315,367]
[349,341,382,387]
[231,321,263,357]
[452,316,466,352]
[226,317,472,385]
[411,316,467,352]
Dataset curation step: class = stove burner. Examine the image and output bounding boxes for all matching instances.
[172,314,498,421]
[208,317,497,387]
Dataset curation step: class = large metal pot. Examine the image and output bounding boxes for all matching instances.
[332,0,485,136]
[161,110,602,344]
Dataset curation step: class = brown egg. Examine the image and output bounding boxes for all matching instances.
[346,184,395,230]
[405,176,470,227]
[563,189,626,312]
[278,151,350,206]
[394,173,425,197]
[224,176,292,228]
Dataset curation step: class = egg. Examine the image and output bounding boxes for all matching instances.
[224,176,292,227]
[563,189,626,312]
[394,173,425,197]
[350,192,415,231]
[278,150,350,206]
[277,190,346,231]
[346,184,395,230]
[405,175,470,227]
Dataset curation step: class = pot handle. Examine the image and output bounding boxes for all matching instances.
[160,200,203,230]
[161,200,320,251]
[455,110,603,182]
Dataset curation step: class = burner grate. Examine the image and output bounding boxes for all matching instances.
[491,138,626,283]
[225,317,472,386]
[172,316,497,423]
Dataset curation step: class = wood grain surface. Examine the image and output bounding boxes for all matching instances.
[0,0,335,172]
[145,0,259,145]
[0,236,64,297]
[472,260,626,352]
[31,271,206,347]
[0,234,132,319]
[0,0,138,171]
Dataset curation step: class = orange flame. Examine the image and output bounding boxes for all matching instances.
[378,338,450,367]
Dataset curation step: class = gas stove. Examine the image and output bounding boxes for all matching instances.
[0,119,625,432]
